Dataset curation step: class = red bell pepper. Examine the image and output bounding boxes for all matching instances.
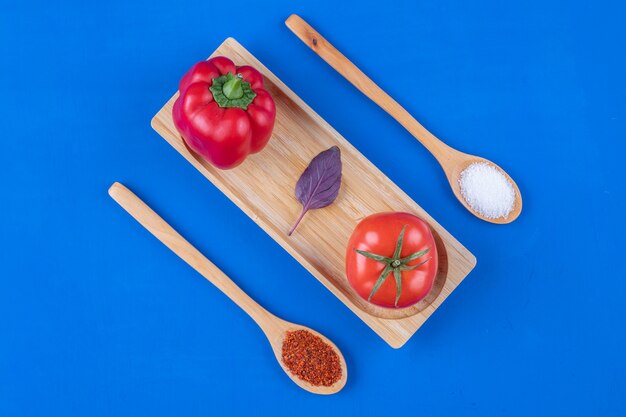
[172,56,276,169]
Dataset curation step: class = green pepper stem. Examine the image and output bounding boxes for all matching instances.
[222,76,244,100]
[210,73,256,109]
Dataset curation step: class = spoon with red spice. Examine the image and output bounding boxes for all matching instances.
[108,182,347,394]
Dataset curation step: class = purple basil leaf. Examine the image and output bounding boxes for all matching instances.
[288,146,342,235]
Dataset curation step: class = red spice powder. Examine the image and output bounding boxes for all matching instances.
[281,330,342,387]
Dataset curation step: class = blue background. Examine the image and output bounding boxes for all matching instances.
[2,0,625,415]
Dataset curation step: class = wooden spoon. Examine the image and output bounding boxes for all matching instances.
[285,14,522,224]
[108,182,347,394]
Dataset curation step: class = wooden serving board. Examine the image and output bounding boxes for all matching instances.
[151,38,476,348]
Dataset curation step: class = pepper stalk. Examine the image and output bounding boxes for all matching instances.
[210,72,257,110]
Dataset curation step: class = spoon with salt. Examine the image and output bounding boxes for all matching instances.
[286,14,522,224]
[108,182,347,394]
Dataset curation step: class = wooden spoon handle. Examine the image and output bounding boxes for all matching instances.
[108,182,273,326]
[285,14,454,162]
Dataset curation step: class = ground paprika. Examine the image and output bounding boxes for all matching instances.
[281,330,342,387]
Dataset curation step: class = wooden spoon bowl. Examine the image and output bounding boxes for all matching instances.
[266,319,348,394]
[442,152,522,224]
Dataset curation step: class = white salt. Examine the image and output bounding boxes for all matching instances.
[459,162,515,219]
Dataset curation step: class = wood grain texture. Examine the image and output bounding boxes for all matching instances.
[285,14,522,224]
[151,38,477,348]
[109,182,347,395]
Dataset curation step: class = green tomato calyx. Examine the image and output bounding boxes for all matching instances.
[354,225,431,307]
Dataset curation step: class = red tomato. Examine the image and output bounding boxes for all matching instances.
[345,212,438,308]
